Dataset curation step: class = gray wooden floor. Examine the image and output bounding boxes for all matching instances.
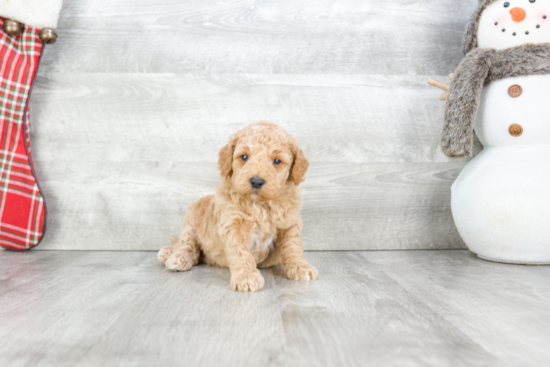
[1,250,549,367]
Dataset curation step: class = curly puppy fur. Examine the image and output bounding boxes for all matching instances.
[158,122,318,292]
[442,43,550,157]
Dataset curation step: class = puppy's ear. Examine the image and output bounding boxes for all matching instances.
[291,148,309,185]
[218,141,235,178]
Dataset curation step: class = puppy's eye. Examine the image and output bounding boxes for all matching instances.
[241,155,248,161]
[273,159,281,165]
[504,2,510,7]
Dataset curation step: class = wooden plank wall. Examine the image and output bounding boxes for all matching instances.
[31,0,482,250]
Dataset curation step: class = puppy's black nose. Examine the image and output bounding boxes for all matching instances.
[250,177,265,189]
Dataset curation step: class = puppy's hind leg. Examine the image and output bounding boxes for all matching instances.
[158,225,201,272]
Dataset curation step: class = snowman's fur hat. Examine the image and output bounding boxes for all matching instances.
[463,0,499,55]
[442,43,550,157]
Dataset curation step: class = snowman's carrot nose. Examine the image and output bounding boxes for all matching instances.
[510,7,526,22]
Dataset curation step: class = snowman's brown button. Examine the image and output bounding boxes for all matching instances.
[509,124,523,137]
[508,84,523,97]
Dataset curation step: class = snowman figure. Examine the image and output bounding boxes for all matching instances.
[439,0,550,263]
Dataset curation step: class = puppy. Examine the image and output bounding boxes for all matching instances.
[158,122,319,292]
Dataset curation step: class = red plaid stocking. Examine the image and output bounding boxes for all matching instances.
[0,18,46,250]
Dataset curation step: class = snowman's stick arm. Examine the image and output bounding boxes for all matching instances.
[428,78,450,92]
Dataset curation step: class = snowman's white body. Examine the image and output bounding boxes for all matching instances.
[452,75,550,263]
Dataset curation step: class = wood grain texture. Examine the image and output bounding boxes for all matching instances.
[30,73,480,250]
[35,161,466,250]
[370,251,550,367]
[1,250,549,366]
[28,0,484,250]
[31,73,481,164]
[40,0,477,75]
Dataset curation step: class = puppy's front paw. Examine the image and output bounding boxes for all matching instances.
[285,261,319,281]
[164,252,194,272]
[157,246,174,265]
[230,269,265,293]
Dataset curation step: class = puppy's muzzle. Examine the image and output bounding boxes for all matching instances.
[250,177,265,189]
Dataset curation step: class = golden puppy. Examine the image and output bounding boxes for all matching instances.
[158,122,319,292]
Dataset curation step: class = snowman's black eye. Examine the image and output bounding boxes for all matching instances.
[537,24,541,28]
[530,0,536,3]
[504,2,510,7]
